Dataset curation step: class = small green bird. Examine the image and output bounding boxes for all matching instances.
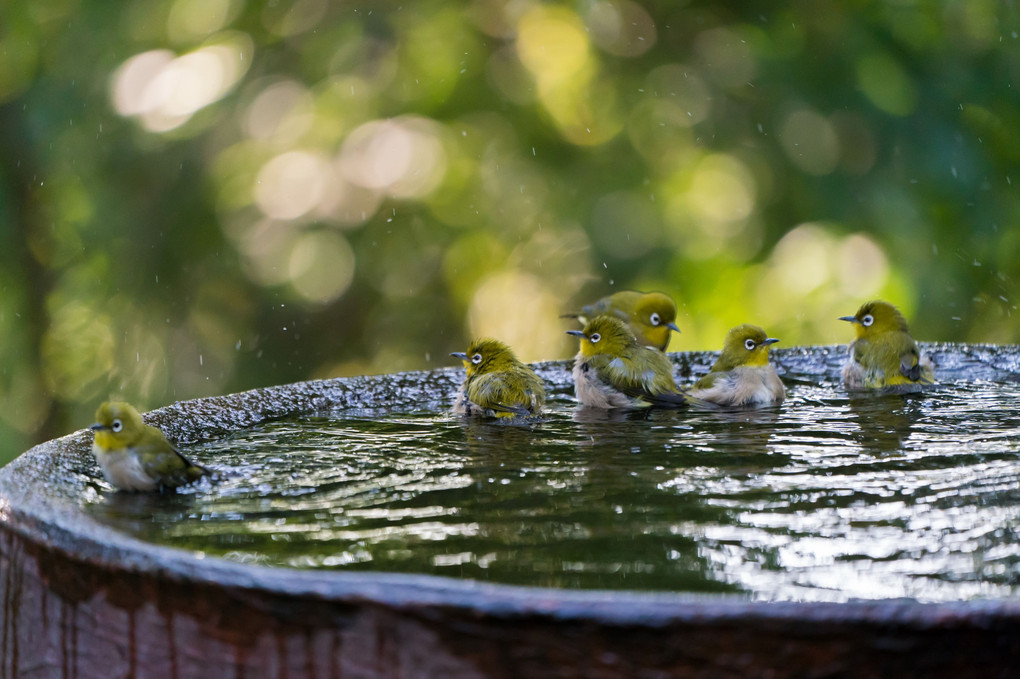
[839,300,935,390]
[563,290,681,351]
[451,338,545,418]
[90,401,210,492]
[566,315,690,409]
[689,324,786,406]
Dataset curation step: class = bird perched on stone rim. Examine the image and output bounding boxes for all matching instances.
[450,338,545,419]
[839,300,934,391]
[689,324,786,407]
[90,401,210,492]
[562,290,681,352]
[566,315,695,409]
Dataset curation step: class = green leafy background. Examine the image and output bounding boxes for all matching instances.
[2,0,1019,463]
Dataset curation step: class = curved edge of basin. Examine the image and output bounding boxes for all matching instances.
[2,350,1020,678]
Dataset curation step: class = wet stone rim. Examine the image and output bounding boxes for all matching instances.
[2,345,1020,629]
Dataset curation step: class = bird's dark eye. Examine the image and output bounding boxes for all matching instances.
[744,339,756,351]
[649,312,661,326]
[111,419,123,433]
[471,353,483,364]
[590,333,601,343]
[861,314,874,327]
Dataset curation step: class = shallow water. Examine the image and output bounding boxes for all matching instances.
[85,356,1020,604]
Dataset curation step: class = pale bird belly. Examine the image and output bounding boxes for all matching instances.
[841,358,868,388]
[691,367,784,406]
[919,353,936,382]
[451,387,472,415]
[842,358,934,391]
[93,444,158,492]
[573,361,641,409]
[452,385,532,418]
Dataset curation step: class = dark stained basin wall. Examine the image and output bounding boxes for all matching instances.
[3,524,1020,678]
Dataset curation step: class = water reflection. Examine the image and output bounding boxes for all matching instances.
[87,379,1020,602]
[846,391,922,454]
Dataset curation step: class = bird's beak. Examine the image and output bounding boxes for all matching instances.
[838,315,859,324]
[90,422,107,431]
[666,322,681,333]
[565,330,586,339]
[762,338,780,346]
[450,352,468,360]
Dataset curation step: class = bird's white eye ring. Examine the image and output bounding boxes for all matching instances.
[744,339,756,351]
[590,333,601,343]
[649,312,661,327]
[862,314,874,327]
[111,419,123,433]
[471,353,483,364]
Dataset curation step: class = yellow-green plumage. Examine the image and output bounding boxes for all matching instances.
[563,290,680,352]
[567,315,690,409]
[451,339,545,418]
[839,300,935,391]
[90,401,209,492]
[690,324,785,406]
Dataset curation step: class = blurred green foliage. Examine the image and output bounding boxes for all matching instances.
[3,0,1020,462]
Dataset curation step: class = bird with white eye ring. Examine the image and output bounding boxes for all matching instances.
[450,338,545,419]
[566,315,695,409]
[839,300,934,391]
[689,324,785,406]
[561,290,681,352]
[90,401,210,492]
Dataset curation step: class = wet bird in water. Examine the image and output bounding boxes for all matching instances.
[566,315,693,409]
[839,300,934,391]
[451,338,545,418]
[90,401,210,492]
[562,290,681,352]
[689,324,785,406]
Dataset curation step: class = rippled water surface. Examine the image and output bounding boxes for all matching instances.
[88,355,1020,602]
